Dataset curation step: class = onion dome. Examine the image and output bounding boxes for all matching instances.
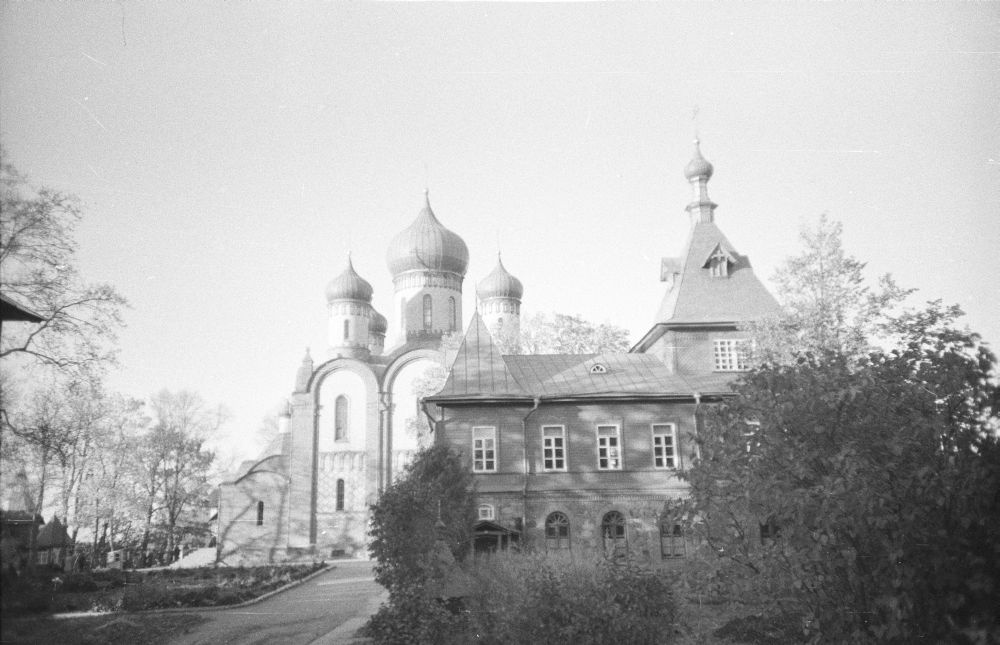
[325,255,373,303]
[386,191,469,277]
[477,254,523,300]
[370,309,387,335]
[683,139,714,181]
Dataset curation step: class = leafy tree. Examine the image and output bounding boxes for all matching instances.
[514,312,631,355]
[747,214,911,365]
[0,151,126,374]
[684,303,999,642]
[135,390,222,561]
[368,444,475,594]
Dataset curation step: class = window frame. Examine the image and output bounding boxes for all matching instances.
[334,395,349,442]
[335,479,345,511]
[651,423,679,469]
[422,294,433,331]
[541,425,567,472]
[596,424,622,470]
[601,510,627,558]
[477,504,495,521]
[545,511,571,551]
[660,521,686,559]
[713,338,750,372]
[472,426,498,473]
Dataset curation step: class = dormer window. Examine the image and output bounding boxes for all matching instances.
[703,243,734,278]
[590,363,608,374]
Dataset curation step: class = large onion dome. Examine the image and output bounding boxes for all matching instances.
[386,191,469,277]
[325,255,373,303]
[370,309,387,335]
[683,139,714,181]
[477,254,523,300]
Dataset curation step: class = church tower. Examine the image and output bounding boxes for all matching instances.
[477,253,523,351]
[325,255,375,359]
[385,191,469,345]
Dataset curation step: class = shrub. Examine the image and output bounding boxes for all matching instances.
[463,552,677,645]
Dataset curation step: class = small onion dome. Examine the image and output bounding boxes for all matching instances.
[325,255,373,303]
[386,191,469,277]
[370,309,387,335]
[477,254,523,300]
[683,139,714,181]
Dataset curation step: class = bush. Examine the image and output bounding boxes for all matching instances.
[462,552,677,645]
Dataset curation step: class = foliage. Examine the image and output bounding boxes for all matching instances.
[0,150,126,374]
[466,552,678,645]
[367,551,680,645]
[368,445,475,595]
[684,302,1000,643]
[746,214,911,365]
[514,311,631,355]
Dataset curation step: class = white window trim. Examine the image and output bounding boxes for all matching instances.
[541,425,567,472]
[472,426,498,473]
[596,424,622,471]
[651,423,679,470]
[713,338,750,372]
[477,504,495,521]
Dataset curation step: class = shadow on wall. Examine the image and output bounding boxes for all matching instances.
[217,469,291,566]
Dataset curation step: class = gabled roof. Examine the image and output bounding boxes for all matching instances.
[433,313,527,400]
[503,353,693,398]
[654,220,779,325]
[37,516,71,548]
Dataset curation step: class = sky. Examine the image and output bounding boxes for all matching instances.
[2,2,998,463]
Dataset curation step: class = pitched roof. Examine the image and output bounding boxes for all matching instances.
[433,313,527,399]
[37,515,71,548]
[503,353,693,398]
[655,220,780,325]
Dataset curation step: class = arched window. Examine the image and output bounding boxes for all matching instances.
[423,294,433,331]
[449,296,456,331]
[334,395,349,441]
[256,501,264,526]
[601,511,627,559]
[660,520,685,558]
[343,319,350,340]
[545,512,570,550]
[336,479,345,511]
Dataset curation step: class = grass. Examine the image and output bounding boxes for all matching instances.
[0,612,208,645]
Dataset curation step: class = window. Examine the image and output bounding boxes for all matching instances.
[545,512,571,550]
[478,504,495,520]
[652,424,678,469]
[400,298,406,332]
[542,425,566,471]
[449,296,457,332]
[660,522,685,558]
[590,363,607,374]
[601,511,627,558]
[256,501,264,526]
[343,319,350,340]
[423,294,433,331]
[760,518,780,545]
[334,395,349,441]
[472,426,497,472]
[708,247,730,277]
[336,479,345,511]
[597,425,621,470]
[714,339,749,371]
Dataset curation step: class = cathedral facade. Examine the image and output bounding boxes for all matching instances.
[217,141,779,564]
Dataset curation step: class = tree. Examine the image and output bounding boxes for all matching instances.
[135,390,222,561]
[368,445,476,594]
[0,151,126,373]
[747,214,911,365]
[684,302,999,642]
[515,312,631,355]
